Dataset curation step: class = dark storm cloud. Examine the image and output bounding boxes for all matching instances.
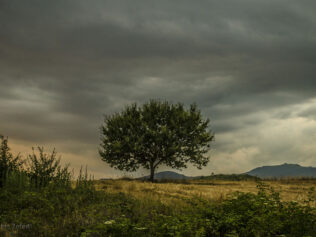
[1,0,316,177]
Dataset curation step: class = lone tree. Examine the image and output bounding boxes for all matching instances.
[99,100,214,182]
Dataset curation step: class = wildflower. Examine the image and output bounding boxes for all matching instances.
[135,227,147,231]
[104,220,115,225]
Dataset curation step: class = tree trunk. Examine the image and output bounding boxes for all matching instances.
[149,163,155,183]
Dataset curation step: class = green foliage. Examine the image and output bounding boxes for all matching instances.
[199,182,316,236]
[1,177,316,236]
[27,147,71,189]
[100,100,214,181]
[80,184,316,237]
[0,158,97,236]
[0,135,23,188]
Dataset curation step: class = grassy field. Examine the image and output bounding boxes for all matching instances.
[95,179,316,206]
[1,138,316,236]
[1,173,316,236]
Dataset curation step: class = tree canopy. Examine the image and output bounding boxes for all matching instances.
[99,100,214,182]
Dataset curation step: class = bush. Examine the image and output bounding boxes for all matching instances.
[27,147,71,189]
[200,182,316,236]
[0,135,23,188]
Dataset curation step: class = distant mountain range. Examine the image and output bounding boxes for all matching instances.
[133,163,316,180]
[245,163,316,178]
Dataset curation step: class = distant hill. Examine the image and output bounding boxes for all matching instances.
[138,171,259,181]
[139,171,190,180]
[246,163,316,178]
[113,164,316,181]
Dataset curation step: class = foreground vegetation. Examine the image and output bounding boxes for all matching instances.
[1,137,316,236]
[2,177,316,236]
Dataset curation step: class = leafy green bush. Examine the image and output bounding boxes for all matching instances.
[0,135,23,188]
[199,182,316,236]
[27,147,71,189]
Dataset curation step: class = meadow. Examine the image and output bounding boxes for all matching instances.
[1,138,316,236]
[1,173,316,236]
[95,178,316,206]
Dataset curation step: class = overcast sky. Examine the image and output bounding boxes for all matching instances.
[1,0,316,178]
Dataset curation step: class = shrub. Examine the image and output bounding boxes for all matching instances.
[201,182,316,236]
[27,147,71,189]
[0,135,23,188]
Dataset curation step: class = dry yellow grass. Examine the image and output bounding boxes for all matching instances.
[94,179,316,206]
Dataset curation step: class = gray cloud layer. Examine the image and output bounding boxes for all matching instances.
[1,0,316,178]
